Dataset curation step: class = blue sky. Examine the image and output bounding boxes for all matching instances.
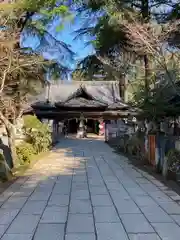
[21,13,95,71]
[48,17,95,68]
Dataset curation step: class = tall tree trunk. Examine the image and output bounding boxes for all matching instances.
[0,111,16,167]
[6,125,16,168]
[119,75,127,101]
[143,54,151,95]
[141,0,151,98]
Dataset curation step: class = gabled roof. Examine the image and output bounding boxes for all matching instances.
[42,81,121,105]
[56,97,106,108]
[55,86,107,108]
[31,81,131,110]
[64,85,108,104]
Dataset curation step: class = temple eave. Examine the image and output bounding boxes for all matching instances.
[32,110,136,120]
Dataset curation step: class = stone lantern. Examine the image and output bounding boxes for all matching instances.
[77,113,86,138]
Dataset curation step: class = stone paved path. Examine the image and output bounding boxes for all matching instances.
[1,136,180,239]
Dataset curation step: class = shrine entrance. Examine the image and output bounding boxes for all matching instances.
[65,119,100,135]
[29,81,137,141]
[66,119,78,134]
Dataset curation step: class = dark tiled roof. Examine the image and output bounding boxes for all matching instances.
[33,81,121,104]
[56,97,107,108]
[107,102,130,110]
[30,81,131,110]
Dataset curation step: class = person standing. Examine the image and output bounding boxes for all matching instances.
[63,123,68,137]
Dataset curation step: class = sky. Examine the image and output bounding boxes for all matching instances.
[48,16,95,68]
[21,12,95,73]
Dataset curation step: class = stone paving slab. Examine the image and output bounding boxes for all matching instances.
[128,233,161,240]
[2,234,33,240]
[20,200,47,215]
[71,189,89,199]
[69,199,92,214]
[65,233,96,240]
[6,214,40,234]
[96,222,129,240]
[67,214,94,233]
[1,197,28,209]
[0,226,8,239]
[33,223,64,240]
[1,136,180,239]
[132,195,158,207]
[0,209,19,225]
[171,215,180,226]
[40,206,68,224]
[120,214,154,233]
[48,194,69,206]
[140,205,174,223]
[91,194,113,206]
[151,222,180,239]
[93,206,120,223]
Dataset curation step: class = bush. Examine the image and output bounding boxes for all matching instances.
[23,115,52,153]
[125,134,145,160]
[23,115,42,130]
[27,128,52,153]
[16,142,35,164]
[167,149,180,173]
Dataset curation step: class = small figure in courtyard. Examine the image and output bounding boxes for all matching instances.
[77,120,86,138]
[63,123,68,137]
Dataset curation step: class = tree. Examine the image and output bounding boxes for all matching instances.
[73,0,180,100]
[0,0,73,167]
[0,0,71,42]
[1,0,74,77]
[72,54,120,81]
[0,29,45,166]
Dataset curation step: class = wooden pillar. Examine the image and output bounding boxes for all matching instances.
[52,120,59,144]
[105,122,108,142]
[148,135,156,166]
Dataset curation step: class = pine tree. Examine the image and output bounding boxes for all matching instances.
[74,0,180,102]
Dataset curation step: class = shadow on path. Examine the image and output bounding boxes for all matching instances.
[1,136,180,239]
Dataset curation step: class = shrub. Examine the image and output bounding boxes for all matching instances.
[167,149,180,173]
[23,115,52,153]
[27,128,52,153]
[16,142,35,164]
[23,115,42,130]
[125,134,145,160]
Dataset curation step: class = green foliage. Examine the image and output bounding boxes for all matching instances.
[125,133,145,159]
[27,127,52,153]
[166,149,180,173]
[74,0,180,114]
[20,0,73,36]
[16,115,52,166]
[72,55,107,81]
[44,61,71,80]
[12,115,52,172]
[23,115,52,153]
[16,142,35,164]
[23,115,42,129]
[0,153,4,161]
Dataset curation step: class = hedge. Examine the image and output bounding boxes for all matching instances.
[23,115,52,153]
[16,142,35,164]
